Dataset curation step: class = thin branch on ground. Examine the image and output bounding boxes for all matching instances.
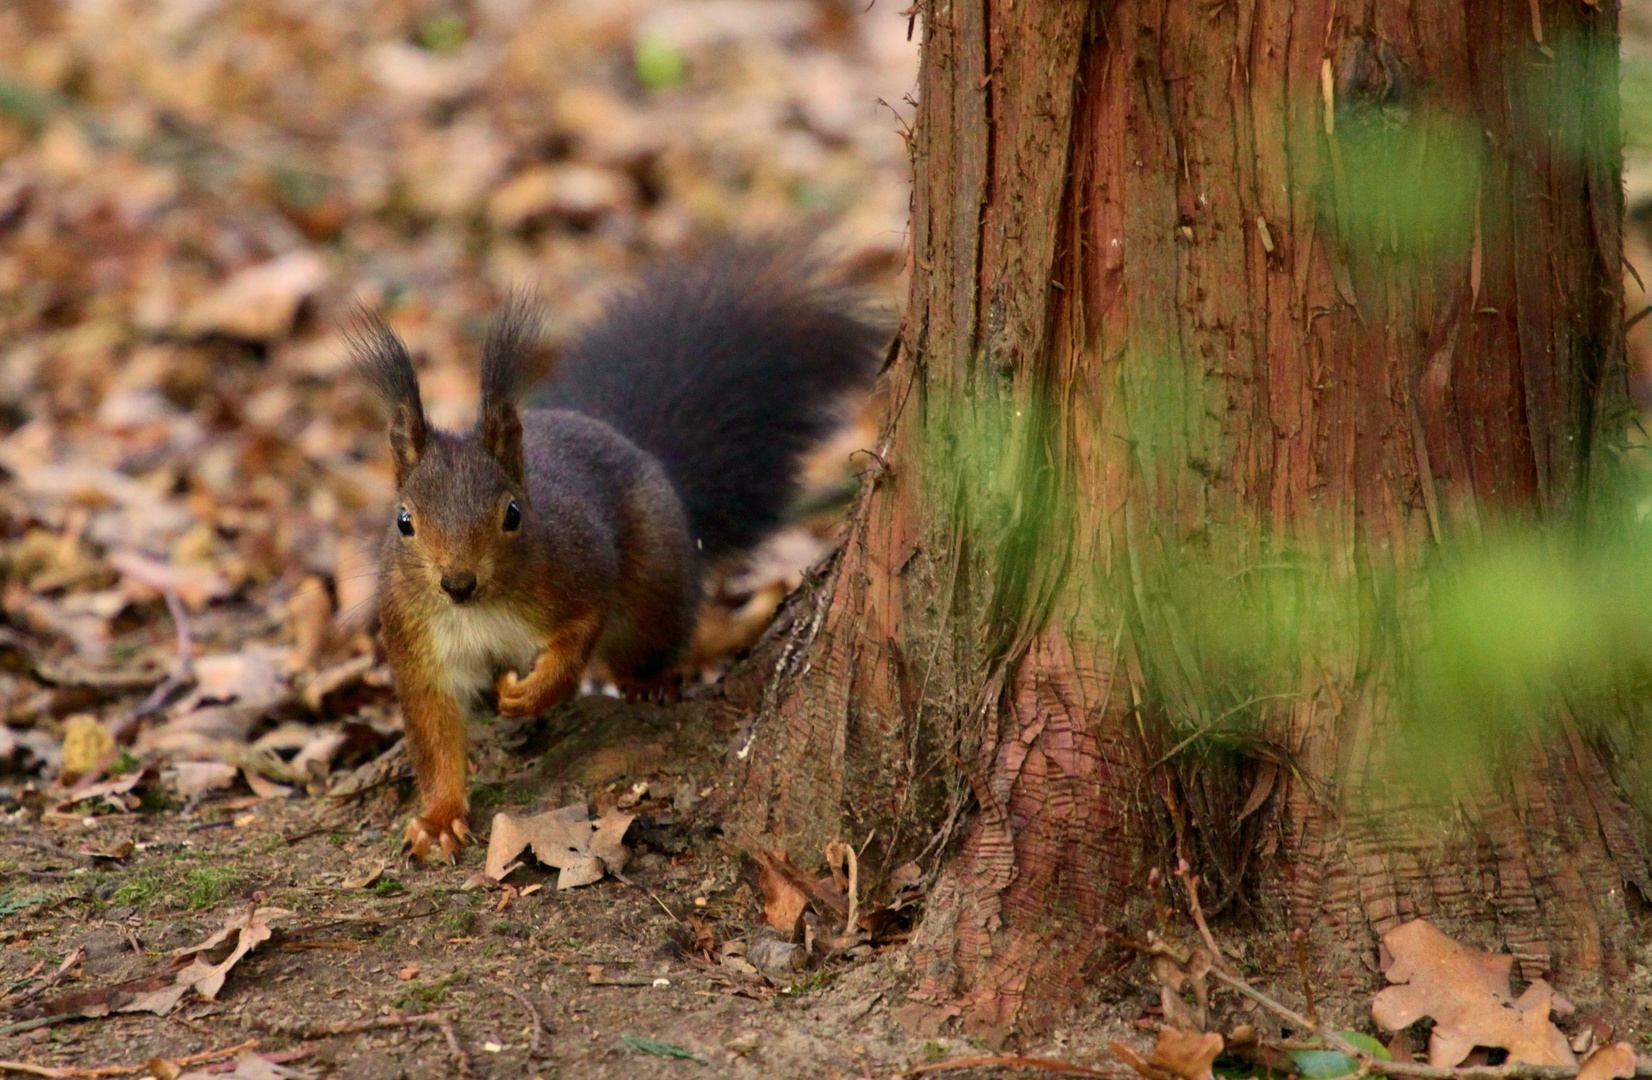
[1171,860,1226,974]
[7,948,83,1005]
[250,1012,447,1038]
[0,1037,257,1078]
[898,1056,1131,1079]
[494,981,543,1057]
[109,589,193,744]
[437,1013,471,1077]
[1288,927,1319,1025]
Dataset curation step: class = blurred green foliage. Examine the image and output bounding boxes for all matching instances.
[635,37,687,92]
[1326,110,1482,258]
[925,379,1652,811]
[1624,57,1652,152]
[415,12,469,55]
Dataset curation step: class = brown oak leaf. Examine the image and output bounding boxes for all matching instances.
[1371,919,1574,1067]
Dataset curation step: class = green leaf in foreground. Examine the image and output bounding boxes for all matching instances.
[1291,1050,1359,1078]
[1291,1032,1391,1078]
[623,1035,707,1064]
[1335,1032,1391,1059]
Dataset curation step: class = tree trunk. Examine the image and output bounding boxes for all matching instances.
[730,0,1644,1038]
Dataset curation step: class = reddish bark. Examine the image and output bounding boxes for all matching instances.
[730,0,1641,1037]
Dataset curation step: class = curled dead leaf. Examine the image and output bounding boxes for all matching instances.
[757,856,809,938]
[341,863,384,890]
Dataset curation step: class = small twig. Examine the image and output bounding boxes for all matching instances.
[843,843,860,936]
[281,825,335,845]
[494,982,543,1057]
[1290,928,1319,1025]
[109,589,193,743]
[1172,861,1226,974]
[437,1013,471,1077]
[1203,965,1362,1057]
[9,948,83,1005]
[251,1012,446,1038]
[899,1055,1129,1079]
[0,1037,257,1078]
[1109,931,1361,1059]
[1627,304,1652,332]
[1147,867,1174,939]
[647,890,683,923]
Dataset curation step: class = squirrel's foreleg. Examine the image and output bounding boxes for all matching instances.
[496,610,604,718]
[398,681,471,863]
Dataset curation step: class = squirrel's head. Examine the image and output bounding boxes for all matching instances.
[352,304,538,607]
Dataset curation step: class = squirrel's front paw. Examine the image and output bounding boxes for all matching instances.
[404,804,470,864]
[495,669,539,718]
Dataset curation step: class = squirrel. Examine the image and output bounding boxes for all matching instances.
[353,243,887,862]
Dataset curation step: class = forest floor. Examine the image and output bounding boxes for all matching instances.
[0,0,1148,1075]
[6,0,1652,1077]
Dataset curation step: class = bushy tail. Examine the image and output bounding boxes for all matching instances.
[537,243,888,558]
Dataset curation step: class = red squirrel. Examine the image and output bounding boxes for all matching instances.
[353,244,886,861]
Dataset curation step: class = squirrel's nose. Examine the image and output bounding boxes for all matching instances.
[440,570,477,603]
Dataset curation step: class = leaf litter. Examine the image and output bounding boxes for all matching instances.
[11,905,288,1024]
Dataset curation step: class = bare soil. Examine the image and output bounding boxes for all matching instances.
[0,693,1145,1079]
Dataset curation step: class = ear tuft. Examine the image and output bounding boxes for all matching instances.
[478,295,539,485]
[349,311,427,485]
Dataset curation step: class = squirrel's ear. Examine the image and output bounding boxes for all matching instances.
[478,299,538,486]
[479,399,524,485]
[350,314,428,485]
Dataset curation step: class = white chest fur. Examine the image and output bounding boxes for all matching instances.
[426,604,542,713]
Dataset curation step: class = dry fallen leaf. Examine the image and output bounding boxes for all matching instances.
[758,858,809,937]
[1576,1043,1637,1080]
[1371,919,1575,1067]
[122,906,290,1014]
[342,863,385,889]
[1114,1029,1226,1080]
[175,649,291,714]
[109,549,233,611]
[56,769,148,809]
[179,251,328,341]
[178,1049,310,1080]
[1151,1029,1225,1080]
[286,577,333,672]
[164,761,241,797]
[484,803,634,889]
[1151,947,1213,1033]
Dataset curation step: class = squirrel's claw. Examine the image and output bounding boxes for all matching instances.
[405,808,469,864]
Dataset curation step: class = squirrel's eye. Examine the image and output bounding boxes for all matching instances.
[502,501,521,532]
[397,508,414,537]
